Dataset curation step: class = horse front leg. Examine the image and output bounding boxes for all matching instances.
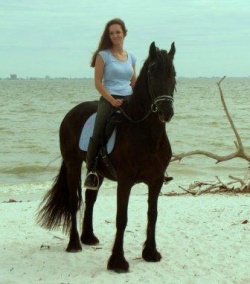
[107,181,132,273]
[142,180,162,262]
[81,176,103,245]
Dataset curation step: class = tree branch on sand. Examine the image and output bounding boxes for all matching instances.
[163,175,250,196]
[169,76,250,195]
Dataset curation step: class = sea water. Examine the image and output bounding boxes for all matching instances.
[0,78,249,194]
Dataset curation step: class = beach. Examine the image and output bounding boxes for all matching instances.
[0,78,249,283]
[0,181,250,283]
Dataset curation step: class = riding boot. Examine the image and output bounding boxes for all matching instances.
[164,174,173,184]
[84,138,100,190]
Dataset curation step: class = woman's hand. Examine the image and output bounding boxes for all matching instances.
[112,99,124,108]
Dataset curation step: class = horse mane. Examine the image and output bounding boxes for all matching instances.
[128,59,150,116]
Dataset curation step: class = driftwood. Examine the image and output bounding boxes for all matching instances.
[163,176,250,196]
[172,76,250,163]
[170,76,250,195]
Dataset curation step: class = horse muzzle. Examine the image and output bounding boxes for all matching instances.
[158,109,174,123]
[153,95,174,123]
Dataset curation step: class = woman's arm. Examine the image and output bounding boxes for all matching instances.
[130,64,137,88]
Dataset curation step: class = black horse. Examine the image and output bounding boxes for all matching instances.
[37,41,176,272]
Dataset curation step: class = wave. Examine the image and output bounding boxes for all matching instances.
[1,165,58,176]
[1,78,249,186]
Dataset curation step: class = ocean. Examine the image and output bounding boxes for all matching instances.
[0,77,249,193]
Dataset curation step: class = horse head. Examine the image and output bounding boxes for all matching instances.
[147,41,176,123]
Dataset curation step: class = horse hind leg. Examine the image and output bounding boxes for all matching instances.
[65,162,83,252]
[81,175,104,245]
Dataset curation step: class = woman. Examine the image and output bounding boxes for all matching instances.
[84,18,137,190]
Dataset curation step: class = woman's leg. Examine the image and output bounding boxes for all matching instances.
[84,97,116,189]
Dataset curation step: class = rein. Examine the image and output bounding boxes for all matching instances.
[118,106,152,123]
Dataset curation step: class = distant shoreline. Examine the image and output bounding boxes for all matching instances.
[1,76,250,81]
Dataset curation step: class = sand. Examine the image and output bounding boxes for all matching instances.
[0,181,249,284]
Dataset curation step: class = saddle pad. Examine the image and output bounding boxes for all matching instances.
[79,113,116,154]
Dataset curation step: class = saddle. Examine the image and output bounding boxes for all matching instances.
[79,110,124,179]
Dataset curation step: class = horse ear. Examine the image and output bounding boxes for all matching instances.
[169,42,176,60]
[149,41,157,60]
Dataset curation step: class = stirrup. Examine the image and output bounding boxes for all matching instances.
[84,171,99,190]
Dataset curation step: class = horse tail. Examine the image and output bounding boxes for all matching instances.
[37,161,81,233]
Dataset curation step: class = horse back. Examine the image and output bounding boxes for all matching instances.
[61,101,97,131]
[59,101,98,158]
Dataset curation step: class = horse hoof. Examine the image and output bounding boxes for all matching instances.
[66,242,82,252]
[66,247,82,252]
[107,255,129,273]
[142,247,162,262]
[81,234,99,245]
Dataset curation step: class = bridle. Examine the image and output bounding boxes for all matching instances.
[118,61,175,123]
[147,61,174,113]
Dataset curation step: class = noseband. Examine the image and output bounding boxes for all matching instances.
[147,62,174,113]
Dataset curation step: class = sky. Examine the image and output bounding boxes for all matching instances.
[1,0,250,78]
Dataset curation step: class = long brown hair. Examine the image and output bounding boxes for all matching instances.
[90,18,128,67]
